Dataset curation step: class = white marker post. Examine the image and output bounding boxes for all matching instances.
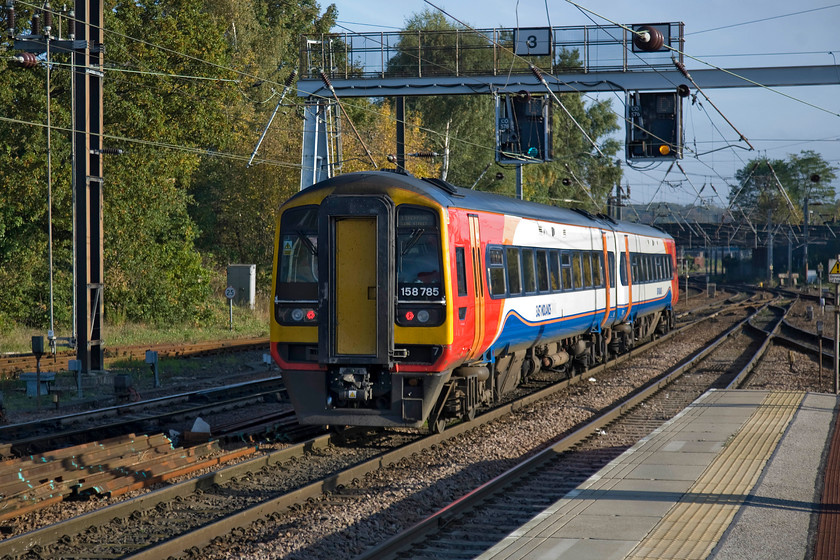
[225,286,236,331]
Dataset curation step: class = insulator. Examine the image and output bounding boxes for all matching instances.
[31,12,40,35]
[408,151,438,158]
[677,84,690,98]
[528,65,543,81]
[91,147,123,155]
[495,172,504,180]
[13,51,37,67]
[319,70,333,90]
[561,178,571,186]
[386,154,397,163]
[811,174,821,183]
[42,3,52,33]
[5,3,13,37]
[673,59,691,80]
[284,69,297,87]
[633,25,664,52]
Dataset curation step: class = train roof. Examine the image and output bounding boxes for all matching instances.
[296,171,672,240]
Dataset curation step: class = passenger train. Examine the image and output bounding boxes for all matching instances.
[270,171,678,431]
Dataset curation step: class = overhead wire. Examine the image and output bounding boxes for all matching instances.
[564,0,840,118]
[563,0,837,222]
[9,0,833,215]
[0,114,306,169]
[686,4,840,36]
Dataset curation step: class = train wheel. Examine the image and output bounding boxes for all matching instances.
[462,406,476,423]
[432,418,447,434]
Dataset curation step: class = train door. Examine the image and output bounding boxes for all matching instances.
[599,231,612,328]
[318,195,395,365]
[467,214,485,359]
[618,234,632,322]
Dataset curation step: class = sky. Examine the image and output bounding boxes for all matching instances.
[325,0,840,211]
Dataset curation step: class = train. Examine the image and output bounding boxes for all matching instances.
[270,170,678,432]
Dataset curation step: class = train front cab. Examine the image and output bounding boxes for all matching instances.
[272,191,454,428]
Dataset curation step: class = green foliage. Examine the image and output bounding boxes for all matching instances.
[0,6,74,329]
[190,0,336,281]
[730,150,837,224]
[0,0,337,331]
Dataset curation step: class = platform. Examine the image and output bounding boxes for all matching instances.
[479,389,838,560]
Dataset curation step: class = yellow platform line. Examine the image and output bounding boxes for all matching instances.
[627,391,804,560]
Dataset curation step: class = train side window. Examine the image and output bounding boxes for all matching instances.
[658,256,665,280]
[522,248,537,294]
[582,252,593,288]
[536,250,549,293]
[645,255,652,283]
[608,252,615,286]
[592,252,603,287]
[455,247,468,296]
[488,247,506,297]
[506,247,522,295]
[631,254,639,284]
[620,253,627,285]
[549,251,561,292]
[572,252,583,290]
[561,252,573,290]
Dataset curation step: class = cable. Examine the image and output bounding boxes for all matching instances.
[687,4,840,36]
[0,114,306,170]
[564,0,840,119]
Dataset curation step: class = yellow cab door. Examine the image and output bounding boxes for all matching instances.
[318,195,395,365]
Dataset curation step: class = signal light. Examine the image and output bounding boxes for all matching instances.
[306,310,316,321]
[626,91,683,161]
[405,311,415,322]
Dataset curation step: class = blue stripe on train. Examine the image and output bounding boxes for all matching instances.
[492,291,672,350]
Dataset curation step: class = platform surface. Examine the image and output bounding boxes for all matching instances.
[479,389,838,560]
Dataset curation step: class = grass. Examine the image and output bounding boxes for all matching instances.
[0,296,272,354]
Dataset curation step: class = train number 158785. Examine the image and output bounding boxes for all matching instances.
[400,286,440,298]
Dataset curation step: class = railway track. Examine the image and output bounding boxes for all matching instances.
[358,300,790,559]
[0,338,269,379]
[0,293,762,559]
[0,376,288,457]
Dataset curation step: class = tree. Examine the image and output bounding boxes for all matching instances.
[0,4,74,330]
[0,0,340,330]
[340,98,440,177]
[729,150,837,224]
[190,0,337,275]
